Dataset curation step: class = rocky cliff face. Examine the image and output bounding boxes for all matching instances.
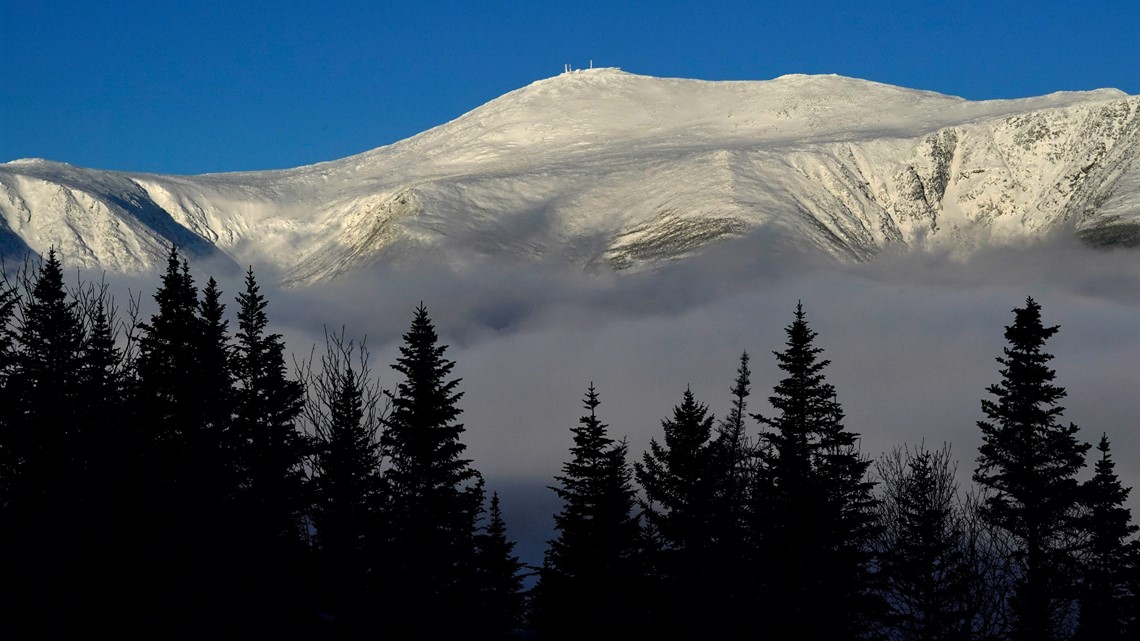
[1,69,1136,284]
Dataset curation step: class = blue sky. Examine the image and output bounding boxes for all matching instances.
[2,0,1136,174]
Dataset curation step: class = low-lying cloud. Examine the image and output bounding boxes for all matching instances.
[97,231,1140,569]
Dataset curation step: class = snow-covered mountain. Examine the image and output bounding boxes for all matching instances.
[2,68,1137,284]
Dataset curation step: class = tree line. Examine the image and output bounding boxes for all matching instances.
[0,248,1136,640]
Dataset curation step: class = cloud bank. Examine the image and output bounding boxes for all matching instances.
[103,232,1140,569]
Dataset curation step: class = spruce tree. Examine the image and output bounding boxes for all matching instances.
[533,383,643,640]
[0,249,88,634]
[197,277,236,461]
[973,297,1089,641]
[751,302,881,640]
[711,351,753,530]
[8,249,85,473]
[233,266,308,526]
[305,329,386,635]
[0,253,139,636]
[131,247,245,635]
[473,491,527,639]
[135,246,204,442]
[380,303,483,637]
[73,286,132,629]
[876,444,983,641]
[635,386,717,640]
[706,351,754,639]
[231,266,311,635]
[638,387,716,551]
[1074,434,1138,641]
[77,292,125,429]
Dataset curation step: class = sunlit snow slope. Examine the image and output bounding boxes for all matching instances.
[2,68,1137,284]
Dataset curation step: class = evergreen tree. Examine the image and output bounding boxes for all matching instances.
[973,297,1089,641]
[751,302,881,640]
[380,303,483,637]
[7,249,85,472]
[1074,434,1138,641]
[135,246,204,442]
[132,246,245,636]
[533,383,643,640]
[0,249,88,634]
[304,329,386,636]
[635,386,717,640]
[73,285,132,630]
[710,351,753,529]
[0,274,18,436]
[233,266,308,531]
[473,491,527,639]
[197,277,237,461]
[77,291,125,426]
[0,253,139,636]
[231,266,311,635]
[706,351,754,639]
[876,444,984,641]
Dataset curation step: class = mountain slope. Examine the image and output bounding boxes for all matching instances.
[1,68,1136,283]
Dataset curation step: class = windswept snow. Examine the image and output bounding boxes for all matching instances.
[1,68,1136,283]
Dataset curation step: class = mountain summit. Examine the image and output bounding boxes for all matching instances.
[2,69,1137,283]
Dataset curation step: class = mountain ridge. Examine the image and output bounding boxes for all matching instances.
[1,69,1137,284]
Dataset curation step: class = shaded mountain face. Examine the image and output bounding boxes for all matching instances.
[1,68,1137,284]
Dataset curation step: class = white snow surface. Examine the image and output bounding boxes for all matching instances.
[1,68,1137,284]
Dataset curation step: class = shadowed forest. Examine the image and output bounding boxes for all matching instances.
[0,247,1137,640]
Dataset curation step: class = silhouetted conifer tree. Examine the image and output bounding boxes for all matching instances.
[636,386,717,640]
[1074,434,1138,641]
[77,290,126,428]
[751,302,881,640]
[132,246,245,636]
[0,253,139,635]
[0,249,89,634]
[380,303,483,638]
[473,491,527,639]
[705,351,755,639]
[304,329,386,637]
[711,351,753,528]
[8,249,85,470]
[0,279,14,627]
[0,278,15,510]
[197,277,237,465]
[231,266,311,636]
[136,246,205,441]
[876,444,986,641]
[973,297,1089,641]
[533,383,644,640]
[73,283,134,631]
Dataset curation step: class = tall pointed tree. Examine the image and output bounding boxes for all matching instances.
[305,329,386,635]
[8,249,85,472]
[973,297,1089,641]
[197,277,236,462]
[73,285,136,633]
[231,266,311,634]
[705,351,754,639]
[1074,434,1138,641]
[473,491,527,640]
[380,303,484,637]
[533,383,644,640]
[133,247,255,635]
[710,351,753,528]
[876,443,985,641]
[0,249,88,635]
[637,387,716,551]
[233,266,308,525]
[635,386,717,640]
[750,302,881,640]
[135,246,204,443]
